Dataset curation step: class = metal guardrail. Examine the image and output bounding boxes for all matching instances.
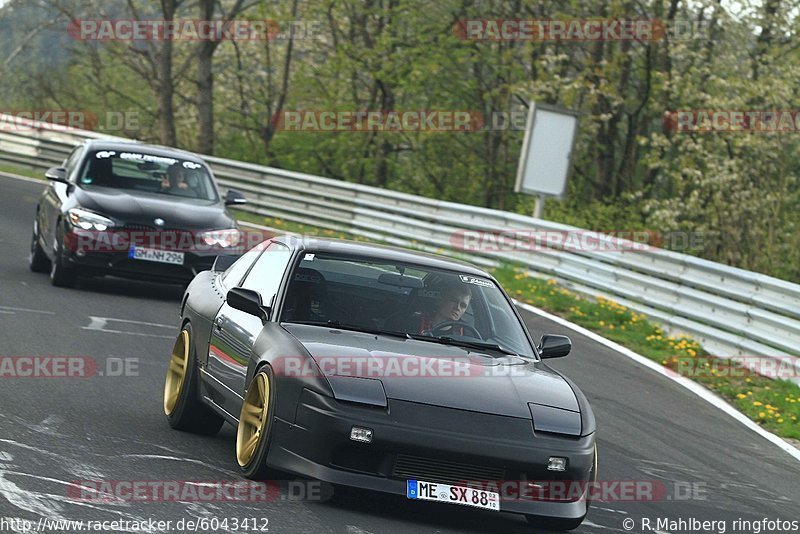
[2,114,799,383]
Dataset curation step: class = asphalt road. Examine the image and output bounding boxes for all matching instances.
[1,173,799,534]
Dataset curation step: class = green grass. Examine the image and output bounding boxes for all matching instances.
[0,163,43,180]
[231,209,367,240]
[228,214,800,441]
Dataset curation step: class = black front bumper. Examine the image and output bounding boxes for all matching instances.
[60,227,242,283]
[62,248,215,283]
[267,388,594,519]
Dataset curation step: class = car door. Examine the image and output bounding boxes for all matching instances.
[39,145,83,252]
[207,241,293,418]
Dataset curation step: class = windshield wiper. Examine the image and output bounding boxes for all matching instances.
[405,333,519,357]
[289,320,411,340]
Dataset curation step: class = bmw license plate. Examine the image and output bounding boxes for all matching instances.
[407,480,500,511]
[129,246,184,265]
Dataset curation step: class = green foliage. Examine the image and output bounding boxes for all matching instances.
[1,0,799,282]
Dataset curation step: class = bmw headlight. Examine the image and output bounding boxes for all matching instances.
[199,228,241,248]
[68,208,116,231]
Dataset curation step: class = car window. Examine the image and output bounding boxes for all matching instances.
[240,242,293,306]
[222,245,265,288]
[280,254,535,356]
[63,146,83,182]
[78,149,219,201]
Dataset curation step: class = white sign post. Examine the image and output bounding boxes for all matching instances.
[514,102,579,219]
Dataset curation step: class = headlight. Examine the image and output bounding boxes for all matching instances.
[199,228,241,248]
[68,208,116,231]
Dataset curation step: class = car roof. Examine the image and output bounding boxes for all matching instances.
[81,139,206,164]
[273,235,492,278]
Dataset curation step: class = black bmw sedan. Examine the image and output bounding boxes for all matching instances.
[29,139,247,287]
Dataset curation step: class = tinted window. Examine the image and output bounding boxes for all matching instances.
[64,146,83,181]
[280,254,535,356]
[222,245,264,288]
[240,242,292,306]
[78,149,219,201]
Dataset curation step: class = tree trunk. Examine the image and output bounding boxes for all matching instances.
[196,0,216,154]
[157,0,178,146]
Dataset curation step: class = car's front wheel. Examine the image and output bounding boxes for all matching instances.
[236,366,276,479]
[49,226,77,287]
[164,326,224,435]
[29,221,51,273]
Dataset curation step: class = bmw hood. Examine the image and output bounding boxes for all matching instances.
[74,187,234,230]
[282,324,579,419]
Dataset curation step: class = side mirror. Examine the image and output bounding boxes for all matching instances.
[538,334,571,359]
[45,167,68,184]
[224,189,247,206]
[212,254,239,272]
[227,287,270,323]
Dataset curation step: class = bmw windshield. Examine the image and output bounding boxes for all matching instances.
[78,150,219,202]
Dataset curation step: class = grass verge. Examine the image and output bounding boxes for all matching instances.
[494,265,800,441]
[0,163,43,180]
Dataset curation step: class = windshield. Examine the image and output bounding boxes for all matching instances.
[78,149,219,201]
[280,254,535,357]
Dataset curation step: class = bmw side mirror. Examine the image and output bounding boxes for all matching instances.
[45,167,69,184]
[227,287,270,323]
[538,334,571,359]
[225,189,247,206]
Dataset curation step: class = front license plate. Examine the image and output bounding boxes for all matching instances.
[407,480,500,511]
[129,246,184,265]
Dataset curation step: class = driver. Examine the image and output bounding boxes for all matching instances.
[417,281,472,335]
[161,163,190,192]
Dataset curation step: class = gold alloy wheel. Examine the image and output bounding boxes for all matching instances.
[164,330,190,415]
[236,371,270,467]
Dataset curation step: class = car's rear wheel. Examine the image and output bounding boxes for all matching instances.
[164,326,224,435]
[29,221,51,273]
[236,367,275,479]
[49,226,77,287]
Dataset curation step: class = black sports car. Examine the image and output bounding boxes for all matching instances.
[165,236,597,530]
[29,139,246,287]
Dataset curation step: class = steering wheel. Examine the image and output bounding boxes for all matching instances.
[429,321,482,340]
